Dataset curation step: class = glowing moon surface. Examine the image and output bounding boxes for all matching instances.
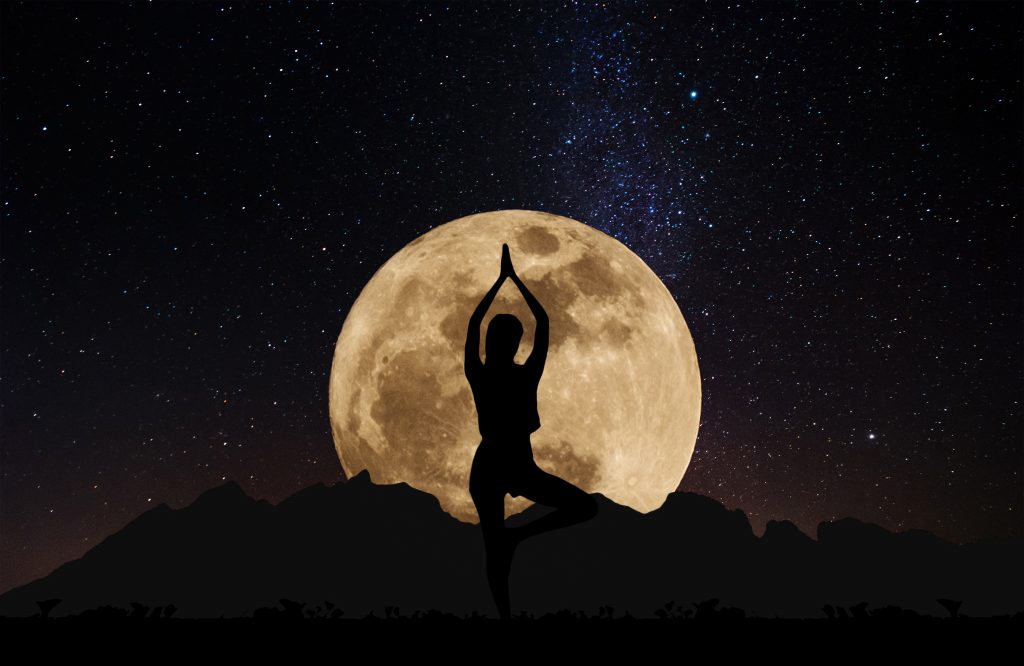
[328,210,701,522]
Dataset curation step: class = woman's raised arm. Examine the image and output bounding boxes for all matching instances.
[465,248,508,378]
[505,248,548,377]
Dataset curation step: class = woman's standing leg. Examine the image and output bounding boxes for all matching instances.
[470,446,514,619]
[471,486,512,619]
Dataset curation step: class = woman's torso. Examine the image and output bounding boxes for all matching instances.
[468,363,541,438]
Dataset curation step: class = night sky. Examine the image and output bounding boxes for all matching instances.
[2,1,1021,594]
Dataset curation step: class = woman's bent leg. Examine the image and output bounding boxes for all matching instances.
[511,466,598,544]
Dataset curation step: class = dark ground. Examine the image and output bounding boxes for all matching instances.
[3,614,1021,659]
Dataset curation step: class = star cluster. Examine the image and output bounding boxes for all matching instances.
[1,1,1020,593]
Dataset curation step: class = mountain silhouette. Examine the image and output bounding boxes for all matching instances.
[0,472,1020,618]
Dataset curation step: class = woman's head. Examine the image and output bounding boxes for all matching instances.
[485,314,523,364]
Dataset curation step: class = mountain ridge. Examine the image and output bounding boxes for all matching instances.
[2,472,1020,618]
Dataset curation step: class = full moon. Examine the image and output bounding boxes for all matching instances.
[328,210,701,522]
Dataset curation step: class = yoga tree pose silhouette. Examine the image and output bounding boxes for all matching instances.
[464,243,598,619]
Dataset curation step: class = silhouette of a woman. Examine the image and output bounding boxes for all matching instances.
[465,243,598,619]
